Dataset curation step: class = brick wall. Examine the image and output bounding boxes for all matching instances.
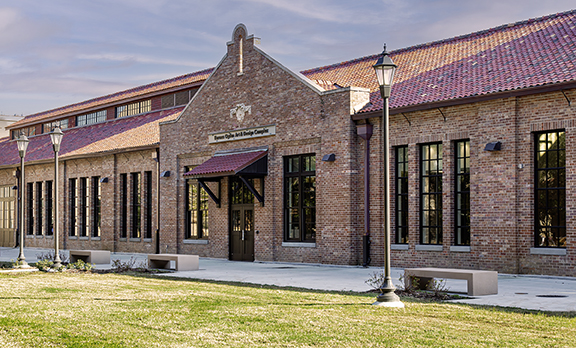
[160,25,367,265]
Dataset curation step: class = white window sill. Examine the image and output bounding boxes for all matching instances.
[415,244,443,252]
[282,242,316,248]
[391,244,409,250]
[450,246,471,253]
[530,247,566,256]
[183,239,209,245]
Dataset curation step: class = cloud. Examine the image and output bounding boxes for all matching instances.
[240,0,383,24]
[0,7,60,48]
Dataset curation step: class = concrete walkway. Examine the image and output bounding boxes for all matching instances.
[1,247,575,312]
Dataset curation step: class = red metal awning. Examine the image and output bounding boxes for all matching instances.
[183,150,267,179]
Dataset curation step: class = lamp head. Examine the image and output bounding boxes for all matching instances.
[373,44,397,98]
[49,127,64,153]
[16,134,29,158]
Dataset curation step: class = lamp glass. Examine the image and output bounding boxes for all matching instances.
[373,50,397,88]
[16,134,29,155]
[49,127,64,147]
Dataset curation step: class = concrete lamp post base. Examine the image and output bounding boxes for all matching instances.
[373,291,405,307]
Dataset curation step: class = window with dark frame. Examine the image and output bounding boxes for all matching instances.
[13,126,36,139]
[43,119,69,133]
[284,154,316,243]
[77,110,106,127]
[45,181,53,236]
[92,177,101,238]
[35,182,43,236]
[79,178,89,237]
[69,178,78,237]
[145,171,152,239]
[116,99,151,118]
[120,174,128,239]
[27,182,33,235]
[186,179,209,239]
[420,143,443,245]
[535,130,566,248]
[131,172,141,239]
[455,140,470,246]
[395,146,409,244]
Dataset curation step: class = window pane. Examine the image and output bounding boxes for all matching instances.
[421,143,443,245]
[284,154,315,242]
[535,131,565,248]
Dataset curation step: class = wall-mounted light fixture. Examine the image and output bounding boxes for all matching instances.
[99,177,109,183]
[160,171,171,178]
[484,141,502,151]
[322,154,336,162]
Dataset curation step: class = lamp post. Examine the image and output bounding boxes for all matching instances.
[373,45,404,307]
[49,127,64,268]
[16,134,29,267]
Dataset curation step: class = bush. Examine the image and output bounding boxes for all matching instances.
[36,250,69,264]
[365,270,450,294]
[34,259,93,272]
[110,257,147,273]
[67,259,94,271]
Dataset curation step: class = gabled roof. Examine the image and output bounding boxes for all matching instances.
[9,68,212,129]
[0,107,184,167]
[301,9,576,113]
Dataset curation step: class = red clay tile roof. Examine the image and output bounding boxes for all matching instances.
[9,68,212,129]
[301,9,576,113]
[184,151,267,178]
[0,107,184,167]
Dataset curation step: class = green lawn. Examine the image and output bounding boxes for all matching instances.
[0,272,574,347]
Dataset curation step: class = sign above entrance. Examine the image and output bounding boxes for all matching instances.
[209,125,276,144]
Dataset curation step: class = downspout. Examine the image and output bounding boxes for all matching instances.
[357,123,373,267]
[14,168,20,248]
[155,148,160,254]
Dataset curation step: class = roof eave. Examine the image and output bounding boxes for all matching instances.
[352,81,576,121]
[8,80,206,130]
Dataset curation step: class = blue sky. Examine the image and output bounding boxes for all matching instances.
[0,0,574,116]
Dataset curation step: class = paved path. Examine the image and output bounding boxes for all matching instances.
[1,247,575,312]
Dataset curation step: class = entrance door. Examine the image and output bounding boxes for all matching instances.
[229,177,255,261]
[230,206,254,261]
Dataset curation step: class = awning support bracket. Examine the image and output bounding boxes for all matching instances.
[198,179,221,208]
[239,176,264,206]
[437,108,447,122]
[561,89,571,106]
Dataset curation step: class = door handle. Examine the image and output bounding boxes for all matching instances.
[242,230,245,241]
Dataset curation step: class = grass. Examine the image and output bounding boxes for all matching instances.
[0,272,574,347]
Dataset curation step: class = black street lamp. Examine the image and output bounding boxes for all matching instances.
[49,127,64,268]
[373,45,404,307]
[16,133,29,267]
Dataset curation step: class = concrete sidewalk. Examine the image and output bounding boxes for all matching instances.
[1,247,575,312]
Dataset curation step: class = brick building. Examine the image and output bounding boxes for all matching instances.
[1,11,575,275]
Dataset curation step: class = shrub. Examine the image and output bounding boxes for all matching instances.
[110,257,147,273]
[36,250,69,264]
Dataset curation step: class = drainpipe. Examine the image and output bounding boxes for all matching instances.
[357,123,373,267]
[155,148,160,254]
[14,168,20,248]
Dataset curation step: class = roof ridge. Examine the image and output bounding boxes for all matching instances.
[301,8,576,75]
[21,67,215,121]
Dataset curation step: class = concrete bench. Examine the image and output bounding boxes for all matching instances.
[147,254,199,271]
[404,267,498,296]
[69,250,111,264]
